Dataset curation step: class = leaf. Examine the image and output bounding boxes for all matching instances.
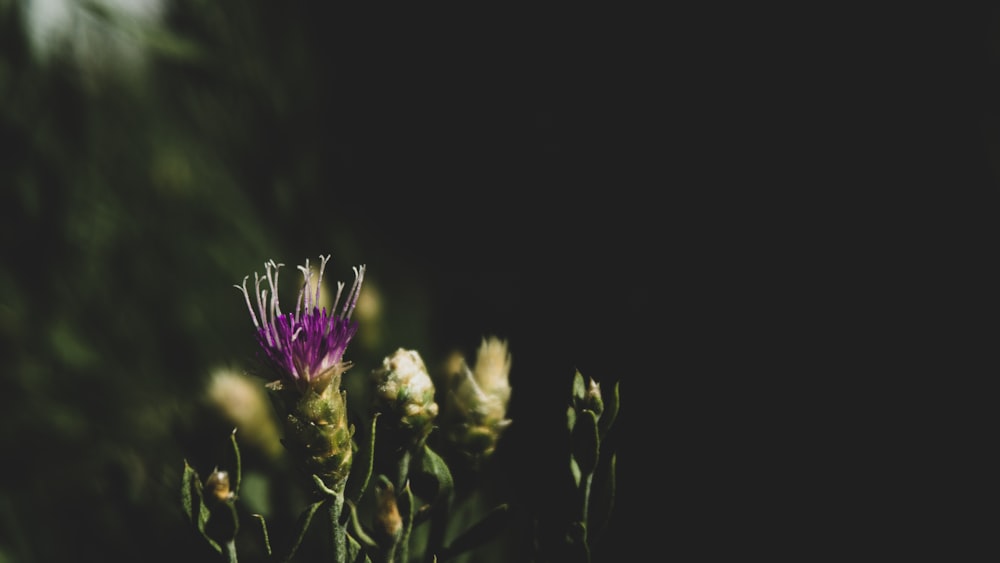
[439,504,511,561]
[419,445,455,503]
[344,499,377,550]
[348,413,380,504]
[282,499,326,563]
[347,532,374,563]
[181,461,222,554]
[251,514,271,556]
[399,481,415,545]
[181,460,198,524]
[572,370,587,404]
[567,405,577,433]
[229,428,242,497]
[598,381,620,441]
[569,457,582,488]
[571,409,599,476]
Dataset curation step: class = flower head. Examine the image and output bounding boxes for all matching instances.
[235,255,365,392]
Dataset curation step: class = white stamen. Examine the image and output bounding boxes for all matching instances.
[344,264,366,320]
[315,255,330,312]
[234,276,261,329]
[298,259,312,311]
[266,261,284,318]
[331,281,345,319]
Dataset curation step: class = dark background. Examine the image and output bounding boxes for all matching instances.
[4,2,996,561]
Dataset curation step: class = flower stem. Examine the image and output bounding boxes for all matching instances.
[225,539,238,563]
[329,484,346,563]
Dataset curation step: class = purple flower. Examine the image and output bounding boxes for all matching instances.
[235,255,366,391]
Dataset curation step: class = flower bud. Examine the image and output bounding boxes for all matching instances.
[207,368,283,461]
[372,476,403,548]
[584,377,604,417]
[205,469,233,504]
[371,348,439,450]
[441,336,513,468]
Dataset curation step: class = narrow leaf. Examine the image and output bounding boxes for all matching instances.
[252,514,271,556]
[569,457,582,488]
[229,428,242,497]
[344,499,378,549]
[400,482,415,544]
[420,445,455,502]
[181,460,198,522]
[597,381,620,441]
[347,532,374,563]
[349,413,380,504]
[572,370,587,403]
[282,500,326,563]
[182,460,222,554]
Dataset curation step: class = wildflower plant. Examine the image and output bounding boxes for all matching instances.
[181,255,621,563]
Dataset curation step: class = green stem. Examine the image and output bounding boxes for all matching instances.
[224,539,238,563]
[329,484,346,563]
[580,472,593,528]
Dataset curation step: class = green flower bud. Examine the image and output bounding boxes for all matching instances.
[271,379,355,490]
[371,348,440,450]
[584,377,604,417]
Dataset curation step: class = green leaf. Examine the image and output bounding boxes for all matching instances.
[282,500,326,563]
[567,405,577,432]
[439,504,511,561]
[572,370,587,404]
[344,499,377,550]
[597,381,620,441]
[348,413,379,504]
[251,514,271,556]
[229,428,242,498]
[347,532,374,563]
[588,452,616,544]
[571,409,599,476]
[181,460,198,523]
[181,461,222,554]
[396,481,416,545]
[312,474,338,499]
[569,456,582,488]
[419,445,455,503]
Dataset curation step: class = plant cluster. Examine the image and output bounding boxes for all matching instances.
[181,256,619,563]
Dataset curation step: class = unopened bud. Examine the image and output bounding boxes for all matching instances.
[373,477,403,548]
[205,469,233,504]
[371,348,439,449]
[585,377,604,417]
[441,336,513,468]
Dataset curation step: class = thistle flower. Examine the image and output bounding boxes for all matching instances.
[235,255,365,394]
[235,255,366,488]
[371,348,440,450]
[441,336,513,467]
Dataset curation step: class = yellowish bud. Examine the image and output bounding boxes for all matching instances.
[207,368,283,460]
